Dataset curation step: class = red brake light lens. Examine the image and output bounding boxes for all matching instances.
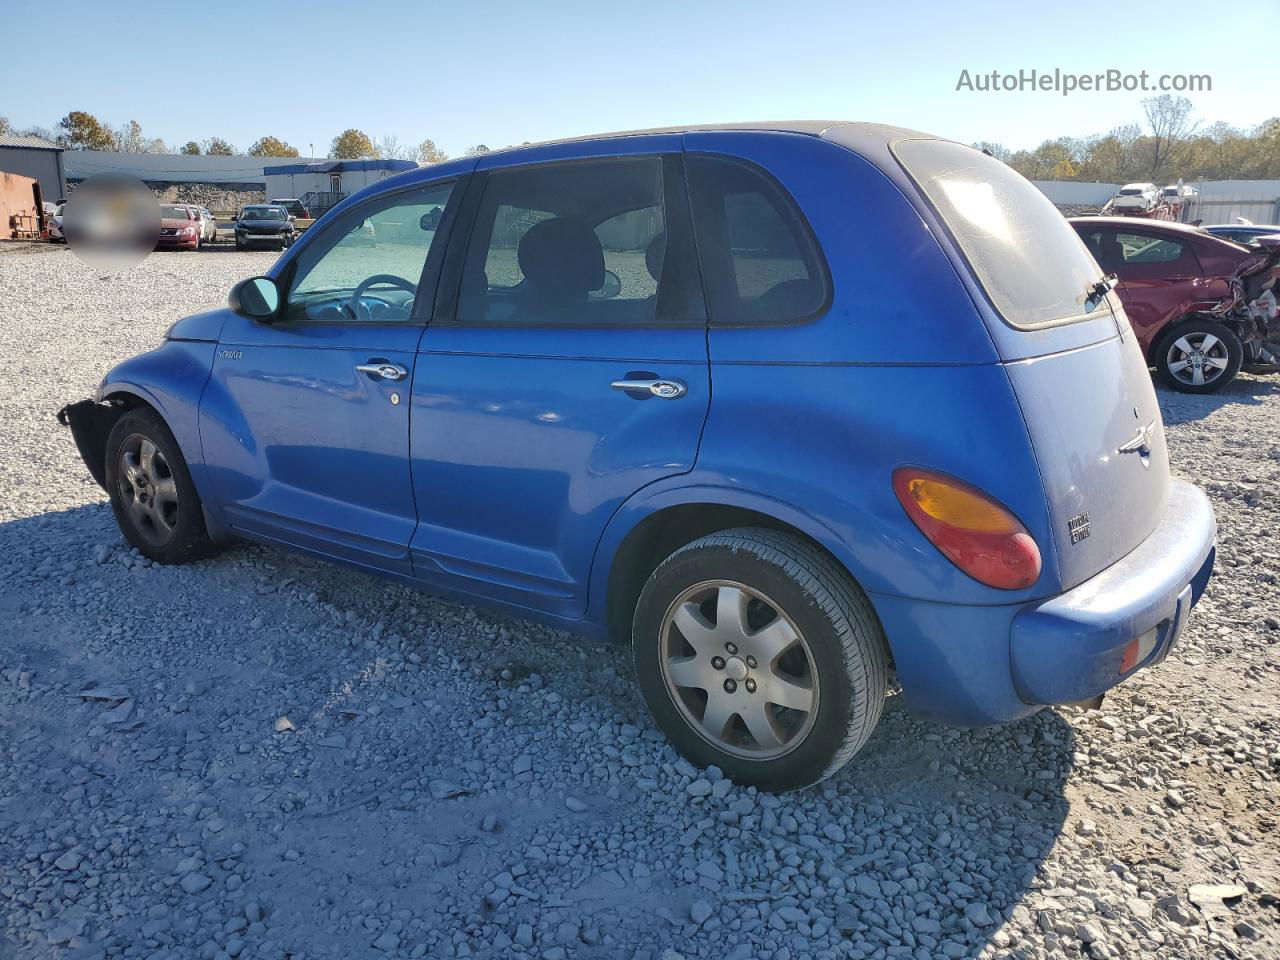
[893,468,1041,590]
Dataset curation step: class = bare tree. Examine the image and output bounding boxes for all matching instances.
[376,135,415,161]
[115,120,147,153]
[1142,95,1198,178]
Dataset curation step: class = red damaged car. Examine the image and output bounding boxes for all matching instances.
[1071,216,1280,392]
[156,204,202,251]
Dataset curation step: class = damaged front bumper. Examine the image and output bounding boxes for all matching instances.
[56,399,119,490]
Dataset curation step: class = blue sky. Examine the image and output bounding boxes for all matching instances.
[4,0,1275,158]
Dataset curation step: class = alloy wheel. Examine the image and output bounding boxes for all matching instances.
[1166,331,1230,387]
[658,580,819,760]
[117,434,179,546]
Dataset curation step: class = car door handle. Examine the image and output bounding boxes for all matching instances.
[356,362,409,381]
[610,378,687,399]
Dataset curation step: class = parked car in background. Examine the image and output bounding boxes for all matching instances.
[189,205,218,245]
[1111,182,1161,211]
[156,204,201,250]
[47,202,65,242]
[234,205,295,250]
[269,198,308,219]
[1072,216,1280,391]
[59,123,1216,790]
[1204,223,1280,247]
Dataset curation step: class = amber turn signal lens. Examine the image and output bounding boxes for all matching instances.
[893,468,1041,590]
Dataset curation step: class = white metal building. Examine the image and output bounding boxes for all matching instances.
[262,159,418,208]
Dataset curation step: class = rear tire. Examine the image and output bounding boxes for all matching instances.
[632,528,888,792]
[104,408,213,564]
[1154,319,1243,393]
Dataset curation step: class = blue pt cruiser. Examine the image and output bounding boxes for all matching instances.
[60,122,1216,791]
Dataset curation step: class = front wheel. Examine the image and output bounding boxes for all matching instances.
[1154,320,1243,393]
[104,408,213,564]
[633,528,888,792]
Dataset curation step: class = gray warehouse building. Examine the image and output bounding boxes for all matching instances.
[0,134,67,204]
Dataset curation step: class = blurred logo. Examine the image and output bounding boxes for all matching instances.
[63,174,160,270]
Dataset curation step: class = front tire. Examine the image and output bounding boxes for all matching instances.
[105,408,212,564]
[1154,320,1242,393]
[633,528,888,792]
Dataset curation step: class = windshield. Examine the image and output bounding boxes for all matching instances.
[160,205,191,219]
[242,207,287,221]
[893,138,1105,328]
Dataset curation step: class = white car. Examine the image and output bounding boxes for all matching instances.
[180,204,219,244]
[48,203,65,242]
[1111,182,1160,211]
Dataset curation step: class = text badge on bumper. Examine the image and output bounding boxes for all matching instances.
[1010,479,1215,706]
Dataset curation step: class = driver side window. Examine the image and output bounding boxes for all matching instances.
[286,181,454,322]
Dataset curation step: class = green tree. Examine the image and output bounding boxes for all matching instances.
[180,141,201,155]
[330,128,376,159]
[464,144,491,156]
[417,138,447,164]
[204,137,236,156]
[57,110,115,150]
[248,136,300,158]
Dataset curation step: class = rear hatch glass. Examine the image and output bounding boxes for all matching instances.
[893,138,1106,328]
[892,138,1171,590]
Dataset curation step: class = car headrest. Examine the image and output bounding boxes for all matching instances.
[517,218,604,295]
[645,231,666,283]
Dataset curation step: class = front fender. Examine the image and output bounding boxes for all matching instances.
[97,340,217,495]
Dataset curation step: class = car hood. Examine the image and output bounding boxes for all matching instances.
[166,308,228,342]
[160,218,192,229]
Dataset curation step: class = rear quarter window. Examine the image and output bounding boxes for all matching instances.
[893,139,1104,328]
[686,155,828,324]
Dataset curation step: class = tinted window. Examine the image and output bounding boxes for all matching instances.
[457,157,684,326]
[894,139,1104,327]
[286,181,454,322]
[686,155,826,324]
[160,205,191,219]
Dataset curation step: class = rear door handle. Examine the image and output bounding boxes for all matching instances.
[356,361,408,381]
[610,378,687,399]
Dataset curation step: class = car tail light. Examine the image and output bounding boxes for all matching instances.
[893,467,1041,590]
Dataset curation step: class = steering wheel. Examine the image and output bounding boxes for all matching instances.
[348,274,418,321]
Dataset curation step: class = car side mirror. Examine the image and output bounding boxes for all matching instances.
[229,276,281,321]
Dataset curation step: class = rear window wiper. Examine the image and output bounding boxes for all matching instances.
[1088,274,1118,302]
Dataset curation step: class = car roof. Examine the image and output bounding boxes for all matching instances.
[480,120,929,154]
[329,121,944,218]
[1068,216,1205,234]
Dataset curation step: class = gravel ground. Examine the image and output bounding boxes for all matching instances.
[1,241,1278,960]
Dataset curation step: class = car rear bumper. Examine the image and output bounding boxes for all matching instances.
[872,478,1215,726]
[1009,478,1215,705]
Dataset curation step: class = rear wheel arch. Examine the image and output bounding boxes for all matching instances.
[600,497,885,656]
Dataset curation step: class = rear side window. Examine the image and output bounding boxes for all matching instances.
[686,155,827,324]
[893,139,1104,328]
[456,156,700,326]
[1113,232,1186,264]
